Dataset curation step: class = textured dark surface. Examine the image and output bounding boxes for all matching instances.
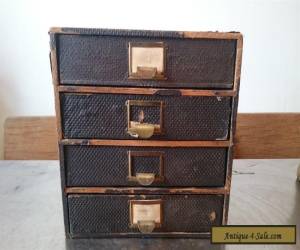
[60,93,232,140]
[1,160,300,248]
[60,27,184,38]
[57,34,236,89]
[68,194,224,235]
[49,27,242,240]
[131,155,160,176]
[63,145,228,187]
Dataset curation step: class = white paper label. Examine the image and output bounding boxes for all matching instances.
[132,203,161,224]
[131,47,164,74]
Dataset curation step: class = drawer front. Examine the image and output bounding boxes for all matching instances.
[68,194,224,236]
[60,93,232,140]
[56,34,236,89]
[63,145,228,187]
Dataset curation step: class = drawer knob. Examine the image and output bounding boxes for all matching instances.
[127,122,155,139]
[136,173,155,186]
[137,220,156,234]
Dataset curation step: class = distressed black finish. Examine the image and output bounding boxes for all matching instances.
[49,27,243,239]
[2,160,300,248]
[68,194,224,235]
[63,145,228,187]
[60,93,232,140]
[60,27,188,37]
[56,33,236,89]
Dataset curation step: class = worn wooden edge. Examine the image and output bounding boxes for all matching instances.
[49,41,59,86]
[223,147,234,224]
[60,81,233,90]
[49,27,242,40]
[222,194,230,225]
[58,85,236,97]
[65,187,228,195]
[54,85,62,140]
[222,36,243,209]
[233,36,243,92]
[58,145,70,235]
[50,32,62,140]
[60,139,231,148]
[49,27,63,34]
[182,31,242,40]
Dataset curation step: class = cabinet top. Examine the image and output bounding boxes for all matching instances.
[49,27,242,40]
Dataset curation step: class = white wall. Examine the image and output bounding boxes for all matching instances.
[0,0,299,158]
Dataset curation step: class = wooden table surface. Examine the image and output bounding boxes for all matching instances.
[0,160,299,250]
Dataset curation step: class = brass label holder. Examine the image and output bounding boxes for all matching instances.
[126,100,164,139]
[128,42,166,80]
[129,199,163,233]
[128,151,164,186]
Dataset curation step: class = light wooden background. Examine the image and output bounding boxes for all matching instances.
[4,114,300,160]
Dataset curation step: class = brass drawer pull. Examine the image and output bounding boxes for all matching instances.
[130,200,163,234]
[128,151,164,186]
[136,67,157,79]
[137,220,156,234]
[128,42,166,80]
[127,122,155,139]
[135,173,155,186]
[126,100,164,139]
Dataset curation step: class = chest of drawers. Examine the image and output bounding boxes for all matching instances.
[49,27,243,238]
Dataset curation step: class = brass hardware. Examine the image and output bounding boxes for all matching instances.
[137,220,156,234]
[128,151,164,186]
[136,67,157,78]
[126,100,164,138]
[129,200,163,233]
[128,42,166,80]
[136,173,155,186]
[127,122,155,139]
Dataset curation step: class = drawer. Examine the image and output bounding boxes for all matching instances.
[68,194,224,237]
[60,93,232,140]
[62,145,228,187]
[54,28,237,89]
